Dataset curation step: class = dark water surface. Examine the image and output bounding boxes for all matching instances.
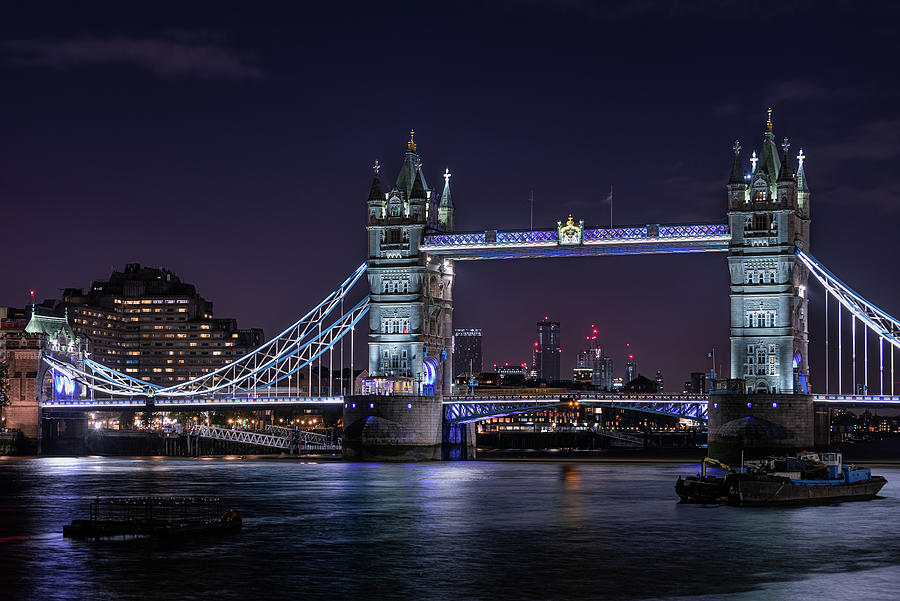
[2,457,899,600]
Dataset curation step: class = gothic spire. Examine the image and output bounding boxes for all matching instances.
[777,137,794,182]
[439,168,454,208]
[796,149,809,193]
[367,160,384,202]
[394,130,427,199]
[410,165,427,199]
[728,140,744,185]
[757,108,781,180]
[368,174,384,201]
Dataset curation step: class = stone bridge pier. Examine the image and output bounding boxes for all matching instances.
[341,395,475,461]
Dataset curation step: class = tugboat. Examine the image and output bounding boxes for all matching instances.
[675,457,733,503]
[676,452,887,506]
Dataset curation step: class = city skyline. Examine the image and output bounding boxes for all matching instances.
[4,2,900,392]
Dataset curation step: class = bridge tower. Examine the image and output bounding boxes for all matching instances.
[711,111,822,462]
[365,131,455,396]
[726,110,810,394]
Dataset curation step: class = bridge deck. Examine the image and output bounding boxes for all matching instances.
[39,392,900,412]
[421,223,730,260]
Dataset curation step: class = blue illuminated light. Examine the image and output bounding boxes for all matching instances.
[772,402,778,408]
[369,403,374,409]
[747,402,752,408]
[407,403,412,409]
[52,371,78,399]
[713,402,718,409]
[351,403,356,409]
[422,358,438,387]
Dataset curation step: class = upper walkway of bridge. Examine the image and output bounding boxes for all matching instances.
[420,222,731,259]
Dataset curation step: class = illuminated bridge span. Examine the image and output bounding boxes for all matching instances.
[442,393,712,424]
[420,222,730,260]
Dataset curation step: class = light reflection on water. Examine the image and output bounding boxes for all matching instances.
[1,457,899,601]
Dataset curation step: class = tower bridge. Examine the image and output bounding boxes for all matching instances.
[32,114,900,461]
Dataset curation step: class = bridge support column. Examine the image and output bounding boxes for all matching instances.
[342,395,443,461]
[708,393,818,463]
[442,422,476,460]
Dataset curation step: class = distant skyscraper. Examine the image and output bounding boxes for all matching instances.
[655,370,664,393]
[595,354,614,390]
[573,324,612,389]
[453,328,483,377]
[534,316,560,382]
[625,344,637,383]
[690,371,709,394]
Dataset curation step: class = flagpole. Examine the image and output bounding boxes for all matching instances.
[609,185,614,229]
[529,189,534,231]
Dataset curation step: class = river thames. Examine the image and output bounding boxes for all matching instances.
[1,457,899,600]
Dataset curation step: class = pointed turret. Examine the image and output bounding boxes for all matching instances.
[776,138,796,207]
[756,108,782,181]
[777,140,794,183]
[408,166,427,223]
[796,149,809,194]
[728,141,744,185]
[394,130,428,200]
[410,167,427,199]
[368,174,384,201]
[727,140,748,209]
[796,148,810,216]
[367,161,385,224]
[438,168,455,230]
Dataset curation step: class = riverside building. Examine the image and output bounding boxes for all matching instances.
[61,264,263,386]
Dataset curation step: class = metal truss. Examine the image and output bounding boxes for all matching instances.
[190,425,341,451]
[592,429,644,446]
[421,222,730,260]
[190,425,291,449]
[42,263,369,401]
[263,425,337,447]
[813,394,900,406]
[443,394,709,424]
[444,401,561,424]
[593,402,708,421]
[797,248,900,349]
[423,223,729,249]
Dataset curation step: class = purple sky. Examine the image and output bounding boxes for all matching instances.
[3,1,900,390]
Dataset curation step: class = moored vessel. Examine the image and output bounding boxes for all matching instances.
[63,496,242,539]
[676,452,887,506]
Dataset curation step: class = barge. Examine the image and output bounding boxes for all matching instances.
[63,496,242,539]
[676,452,887,506]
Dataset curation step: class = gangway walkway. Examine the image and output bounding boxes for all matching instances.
[189,425,341,453]
[592,428,645,447]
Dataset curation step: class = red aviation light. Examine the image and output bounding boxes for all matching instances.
[629,354,634,359]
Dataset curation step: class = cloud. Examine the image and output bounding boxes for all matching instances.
[811,118,900,175]
[817,182,900,213]
[2,34,262,79]
[712,102,741,119]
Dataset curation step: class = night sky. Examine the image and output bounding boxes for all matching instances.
[3,1,900,390]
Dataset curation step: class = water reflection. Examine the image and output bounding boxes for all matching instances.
[0,458,897,601]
